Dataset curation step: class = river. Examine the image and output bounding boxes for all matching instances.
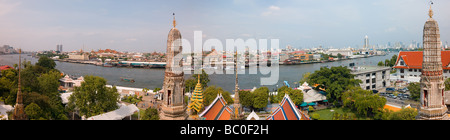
[0,52,395,92]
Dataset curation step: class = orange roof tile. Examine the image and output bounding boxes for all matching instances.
[199,94,232,120]
[393,51,450,70]
[267,94,310,120]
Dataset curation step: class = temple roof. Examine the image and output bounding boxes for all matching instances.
[393,51,450,70]
[188,77,204,113]
[198,94,233,120]
[267,94,310,120]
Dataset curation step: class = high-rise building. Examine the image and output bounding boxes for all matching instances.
[159,13,187,120]
[56,44,63,52]
[417,2,449,120]
[364,35,369,49]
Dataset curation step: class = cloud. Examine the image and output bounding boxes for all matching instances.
[125,38,138,42]
[0,1,21,16]
[385,27,397,32]
[268,6,280,11]
[262,5,281,17]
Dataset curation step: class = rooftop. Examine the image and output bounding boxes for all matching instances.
[350,66,391,75]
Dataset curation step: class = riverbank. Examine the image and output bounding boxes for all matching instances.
[1,52,396,92]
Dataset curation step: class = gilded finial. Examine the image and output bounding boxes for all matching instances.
[173,13,177,28]
[429,1,434,18]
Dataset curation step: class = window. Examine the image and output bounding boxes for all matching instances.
[401,75,405,78]
[372,85,376,89]
[167,90,172,105]
[424,90,428,107]
[372,78,376,83]
[366,79,370,83]
[409,69,413,72]
[366,86,370,90]
[400,69,404,73]
[400,61,405,65]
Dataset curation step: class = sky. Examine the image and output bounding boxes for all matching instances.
[0,0,449,52]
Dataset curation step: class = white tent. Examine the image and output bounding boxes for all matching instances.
[86,103,139,120]
[246,111,261,120]
[60,92,73,104]
[0,104,14,120]
[303,89,327,103]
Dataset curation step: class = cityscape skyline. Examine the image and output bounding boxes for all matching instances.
[0,0,449,52]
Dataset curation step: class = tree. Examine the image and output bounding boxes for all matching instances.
[408,82,420,101]
[24,103,43,120]
[388,108,418,120]
[192,69,210,88]
[184,78,197,93]
[238,90,253,108]
[141,108,159,120]
[36,56,56,70]
[308,66,361,104]
[342,86,386,118]
[252,87,269,109]
[202,86,233,107]
[389,55,398,67]
[378,61,384,67]
[37,69,61,96]
[276,86,303,105]
[67,76,120,118]
[299,72,311,85]
[445,78,450,91]
[337,53,343,59]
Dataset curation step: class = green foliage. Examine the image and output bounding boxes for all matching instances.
[299,72,311,86]
[311,113,320,120]
[153,87,161,92]
[308,106,314,112]
[67,76,120,118]
[445,78,450,91]
[275,86,303,105]
[121,95,142,104]
[192,69,210,89]
[342,86,386,118]
[381,108,418,120]
[184,78,197,93]
[37,69,61,97]
[141,108,160,120]
[202,86,233,107]
[36,56,56,70]
[24,103,43,120]
[1,60,67,120]
[252,87,269,109]
[378,61,384,66]
[307,66,360,103]
[238,90,253,108]
[408,82,420,101]
[332,112,356,120]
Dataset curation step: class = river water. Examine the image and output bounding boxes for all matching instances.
[0,52,395,92]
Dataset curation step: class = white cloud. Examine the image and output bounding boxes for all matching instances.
[262,5,281,17]
[385,27,397,32]
[0,1,21,16]
[126,38,138,42]
[268,6,280,11]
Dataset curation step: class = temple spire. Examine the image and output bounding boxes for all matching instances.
[173,13,177,28]
[12,48,27,120]
[429,1,434,18]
